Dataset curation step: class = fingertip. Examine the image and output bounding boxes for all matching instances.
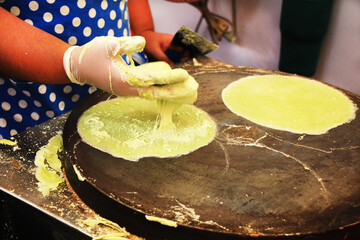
[172,68,189,80]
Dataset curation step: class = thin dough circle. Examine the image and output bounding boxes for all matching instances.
[222,75,357,135]
[77,97,216,161]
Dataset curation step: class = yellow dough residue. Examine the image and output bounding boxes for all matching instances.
[113,60,199,129]
[0,138,17,146]
[77,97,216,161]
[222,75,357,135]
[34,135,64,196]
[145,215,178,228]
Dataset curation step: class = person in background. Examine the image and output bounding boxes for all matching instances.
[279,0,334,77]
[153,0,283,70]
[0,0,187,140]
[155,0,334,77]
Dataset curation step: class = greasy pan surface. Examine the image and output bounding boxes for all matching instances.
[63,58,360,239]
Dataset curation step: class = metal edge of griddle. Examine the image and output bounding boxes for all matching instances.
[0,112,93,240]
[0,187,92,239]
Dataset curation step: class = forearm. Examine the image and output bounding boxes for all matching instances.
[128,0,154,36]
[128,0,174,63]
[0,7,71,84]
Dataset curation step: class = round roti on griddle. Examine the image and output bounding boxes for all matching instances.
[77,97,216,161]
[222,75,357,135]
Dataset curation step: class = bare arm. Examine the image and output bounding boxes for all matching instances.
[128,0,174,64]
[0,7,71,84]
[128,0,154,36]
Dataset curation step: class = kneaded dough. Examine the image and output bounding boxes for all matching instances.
[222,75,357,135]
[77,97,216,161]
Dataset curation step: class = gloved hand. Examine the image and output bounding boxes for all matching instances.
[63,36,195,102]
[131,61,198,104]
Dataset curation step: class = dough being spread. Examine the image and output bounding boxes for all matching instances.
[77,97,216,161]
[222,75,357,135]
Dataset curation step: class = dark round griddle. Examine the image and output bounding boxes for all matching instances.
[63,60,360,240]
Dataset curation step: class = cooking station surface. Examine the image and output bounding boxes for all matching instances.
[1,57,360,240]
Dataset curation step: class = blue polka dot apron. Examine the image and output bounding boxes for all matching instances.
[0,0,146,139]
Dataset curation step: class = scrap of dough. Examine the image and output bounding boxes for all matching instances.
[77,97,216,161]
[145,215,178,228]
[34,135,64,196]
[0,139,17,146]
[222,75,357,135]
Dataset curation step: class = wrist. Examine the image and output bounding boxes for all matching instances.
[63,46,83,85]
[136,29,155,38]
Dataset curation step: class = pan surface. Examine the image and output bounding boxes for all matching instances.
[63,60,360,239]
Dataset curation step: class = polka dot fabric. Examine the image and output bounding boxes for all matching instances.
[1,0,130,45]
[0,0,132,139]
[0,77,97,138]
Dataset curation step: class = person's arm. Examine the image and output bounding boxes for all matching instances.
[0,6,194,102]
[0,7,71,84]
[128,0,174,64]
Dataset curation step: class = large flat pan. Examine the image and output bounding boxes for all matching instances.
[63,58,360,239]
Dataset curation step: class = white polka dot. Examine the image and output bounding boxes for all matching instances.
[89,86,97,94]
[124,55,130,64]
[18,100,28,108]
[63,85,72,94]
[77,0,86,9]
[49,92,56,102]
[31,112,40,121]
[14,114,23,123]
[23,90,31,97]
[0,78,4,85]
[7,88,16,96]
[117,19,122,29]
[101,0,108,10]
[24,19,34,25]
[72,17,81,27]
[59,101,65,111]
[89,8,96,18]
[29,1,39,11]
[110,10,116,20]
[98,18,105,29]
[43,12,53,22]
[10,6,20,16]
[68,36,77,45]
[108,29,114,37]
[123,28,128,37]
[34,100,42,107]
[72,94,80,102]
[60,5,70,16]
[55,24,64,34]
[47,0,55,4]
[120,0,125,11]
[46,111,55,118]
[124,9,129,20]
[9,79,17,85]
[10,129,18,136]
[0,118,7,128]
[38,85,47,94]
[1,102,11,111]
[83,27,92,37]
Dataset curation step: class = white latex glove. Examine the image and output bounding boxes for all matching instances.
[132,62,198,104]
[63,36,194,101]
